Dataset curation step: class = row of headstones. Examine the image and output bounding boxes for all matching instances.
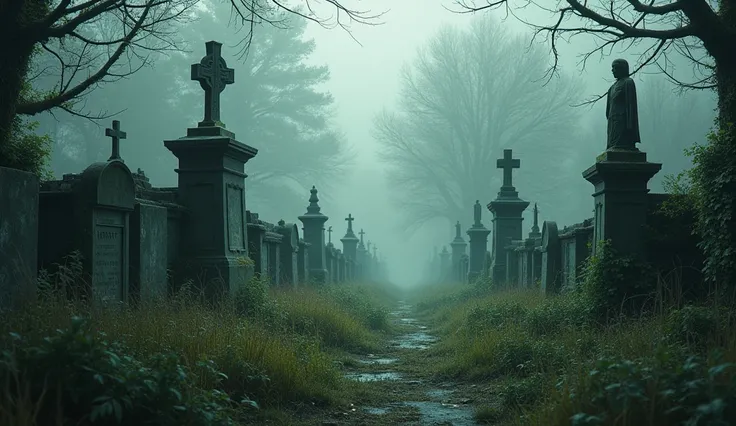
[427,140,666,292]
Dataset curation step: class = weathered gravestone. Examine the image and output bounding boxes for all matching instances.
[488,149,529,285]
[298,186,328,283]
[277,220,299,286]
[263,224,282,285]
[297,238,310,283]
[467,200,492,283]
[340,213,360,263]
[246,211,267,276]
[0,167,39,309]
[450,221,467,282]
[540,221,561,295]
[77,159,136,302]
[130,199,168,301]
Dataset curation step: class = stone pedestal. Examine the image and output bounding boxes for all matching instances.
[340,218,359,267]
[488,190,529,286]
[450,221,467,282]
[583,149,661,258]
[165,125,257,298]
[467,226,491,283]
[298,186,328,283]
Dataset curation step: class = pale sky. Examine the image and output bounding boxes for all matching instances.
[298,0,616,286]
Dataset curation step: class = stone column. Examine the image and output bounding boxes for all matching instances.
[164,42,257,299]
[467,200,492,283]
[488,149,529,286]
[298,186,329,283]
[583,149,661,259]
[450,221,467,281]
[340,213,360,267]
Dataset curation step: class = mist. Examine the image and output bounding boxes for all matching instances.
[36,0,717,288]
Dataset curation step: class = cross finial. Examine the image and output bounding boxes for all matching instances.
[359,228,365,244]
[496,149,521,188]
[327,226,333,243]
[191,41,235,128]
[105,120,127,162]
[345,213,355,231]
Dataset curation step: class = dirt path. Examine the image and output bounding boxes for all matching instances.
[317,300,483,426]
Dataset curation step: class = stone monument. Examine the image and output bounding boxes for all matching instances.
[298,186,329,283]
[340,213,360,270]
[583,59,661,258]
[450,221,467,282]
[467,200,492,283]
[488,149,529,285]
[164,41,258,298]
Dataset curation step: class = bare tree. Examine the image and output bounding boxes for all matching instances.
[455,0,734,126]
[372,15,584,233]
[0,0,381,151]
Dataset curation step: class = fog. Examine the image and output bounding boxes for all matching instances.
[38,0,717,288]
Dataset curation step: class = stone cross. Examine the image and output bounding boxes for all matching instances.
[327,226,333,244]
[455,221,462,238]
[345,213,355,231]
[533,203,539,228]
[497,149,520,188]
[191,41,235,127]
[105,120,126,161]
[359,229,365,244]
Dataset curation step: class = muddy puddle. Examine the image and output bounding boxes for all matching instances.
[346,372,401,382]
[347,300,478,425]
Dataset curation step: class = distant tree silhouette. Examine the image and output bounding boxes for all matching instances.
[372,15,584,233]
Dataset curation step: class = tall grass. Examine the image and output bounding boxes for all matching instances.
[0,266,398,426]
[413,282,736,426]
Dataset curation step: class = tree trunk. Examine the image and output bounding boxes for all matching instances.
[0,1,37,149]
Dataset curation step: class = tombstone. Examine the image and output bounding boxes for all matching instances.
[336,250,345,283]
[340,214,360,263]
[504,239,523,286]
[298,187,328,283]
[488,149,529,285]
[583,149,661,259]
[129,200,168,302]
[467,200,492,283]
[276,220,299,287]
[459,254,470,283]
[246,211,267,277]
[0,167,39,309]
[164,41,258,298]
[439,246,450,281]
[296,239,309,283]
[540,221,561,295]
[263,227,282,285]
[356,229,367,281]
[450,221,467,282]
[325,244,335,283]
[77,160,136,302]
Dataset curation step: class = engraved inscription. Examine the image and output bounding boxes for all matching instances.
[227,185,245,251]
[94,224,123,301]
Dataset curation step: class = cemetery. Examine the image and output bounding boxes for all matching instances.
[1,1,735,425]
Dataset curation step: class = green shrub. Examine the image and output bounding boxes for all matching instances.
[524,295,591,336]
[233,275,271,319]
[580,241,657,322]
[665,305,732,350]
[465,301,527,334]
[558,355,736,426]
[500,373,547,409]
[0,317,247,426]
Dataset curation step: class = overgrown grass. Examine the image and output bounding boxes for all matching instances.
[0,260,397,426]
[412,281,736,426]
